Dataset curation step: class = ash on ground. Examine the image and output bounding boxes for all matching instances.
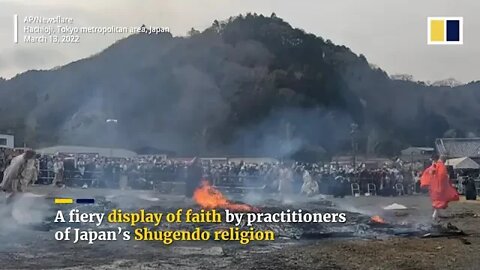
[0,187,477,270]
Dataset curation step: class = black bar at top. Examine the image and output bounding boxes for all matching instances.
[76,199,95,204]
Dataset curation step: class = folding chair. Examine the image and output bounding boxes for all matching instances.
[395,183,404,196]
[367,183,377,196]
[351,183,360,196]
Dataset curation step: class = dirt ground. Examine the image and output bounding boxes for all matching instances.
[228,197,480,270]
[0,187,479,270]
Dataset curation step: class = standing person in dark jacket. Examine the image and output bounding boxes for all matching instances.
[464,176,477,201]
[185,157,203,198]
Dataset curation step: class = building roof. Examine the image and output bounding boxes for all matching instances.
[36,145,137,158]
[228,157,279,164]
[401,147,434,153]
[331,156,392,166]
[435,138,480,158]
[134,146,175,156]
[399,147,434,161]
[332,156,391,162]
[445,157,480,169]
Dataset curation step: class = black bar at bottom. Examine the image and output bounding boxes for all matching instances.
[76,199,95,204]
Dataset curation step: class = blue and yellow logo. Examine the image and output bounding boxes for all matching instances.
[428,17,463,45]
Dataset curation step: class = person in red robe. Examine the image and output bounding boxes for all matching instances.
[420,155,459,221]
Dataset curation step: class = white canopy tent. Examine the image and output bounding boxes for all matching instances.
[445,157,480,170]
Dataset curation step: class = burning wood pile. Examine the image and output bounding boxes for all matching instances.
[188,180,468,241]
[193,180,258,212]
[370,215,386,224]
[37,181,467,243]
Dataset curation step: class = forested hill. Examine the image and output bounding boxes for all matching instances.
[0,13,479,158]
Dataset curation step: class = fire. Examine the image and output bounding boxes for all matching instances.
[370,215,386,224]
[193,180,258,212]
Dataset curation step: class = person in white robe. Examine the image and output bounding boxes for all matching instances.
[1,150,36,204]
[301,169,319,196]
[77,158,86,177]
[20,157,38,191]
[119,160,129,190]
[278,165,293,195]
[51,158,64,186]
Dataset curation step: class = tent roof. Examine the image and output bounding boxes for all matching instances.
[445,157,480,169]
[436,138,480,158]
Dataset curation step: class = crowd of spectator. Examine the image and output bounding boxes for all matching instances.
[0,148,23,180]
[0,147,419,196]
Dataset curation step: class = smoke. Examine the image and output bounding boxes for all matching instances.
[0,193,50,227]
[229,107,353,158]
[103,190,166,210]
[332,199,376,216]
[0,193,51,250]
[58,88,109,146]
[331,197,435,228]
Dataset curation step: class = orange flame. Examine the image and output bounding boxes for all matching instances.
[370,215,386,224]
[193,180,258,212]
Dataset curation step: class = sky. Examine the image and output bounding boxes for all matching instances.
[0,0,479,83]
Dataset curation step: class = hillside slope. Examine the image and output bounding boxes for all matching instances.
[0,14,478,157]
